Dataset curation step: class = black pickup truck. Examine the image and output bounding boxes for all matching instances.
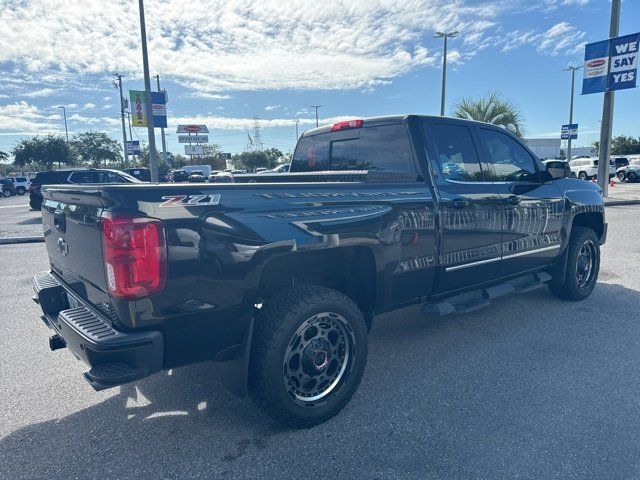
[32,115,606,427]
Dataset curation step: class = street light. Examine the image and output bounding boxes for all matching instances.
[57,106,69,142]
[563,65,583,162]
[310,105,321,127]
[434,31,459,116]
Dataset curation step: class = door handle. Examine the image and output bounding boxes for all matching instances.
[446,199,470,209]
[503,196,521,205]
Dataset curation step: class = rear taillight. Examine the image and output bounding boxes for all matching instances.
[330,119,363,132]
[101,215,167,300]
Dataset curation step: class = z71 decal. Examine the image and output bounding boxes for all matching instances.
[160,194,221,207]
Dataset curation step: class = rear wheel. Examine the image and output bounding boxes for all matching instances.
[617,171,626,182]
[578,171,588,180]
[549,226,600,301]
[249,285,368,428]
[16,187,25,195]
[627,172,637,183]
[2,190,10,197]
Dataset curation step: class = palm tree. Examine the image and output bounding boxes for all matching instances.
[0,151,8,163]
[452,92,525,138]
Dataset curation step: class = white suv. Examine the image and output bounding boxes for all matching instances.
[569,158,615,180]
[7,176,31,195]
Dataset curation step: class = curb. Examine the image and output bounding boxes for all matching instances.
[605,199,640,207]
[0,236,45,245]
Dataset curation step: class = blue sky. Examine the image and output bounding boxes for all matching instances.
[0,0,638,158]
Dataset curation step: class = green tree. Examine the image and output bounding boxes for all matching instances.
[592,141,600,157]
[200,144,227,171]
[452,92,526,137]
[0,151,8,163]
[231,151,269,171]
[611,135,640,156]
[12,135,74,170]
[264,147,285,169]
[71,132,122,168]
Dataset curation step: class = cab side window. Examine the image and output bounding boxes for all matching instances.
[430,124,484,182]
[479,128,538,182]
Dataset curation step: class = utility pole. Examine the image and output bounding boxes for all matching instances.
[155,74,168,164]
[294,119,300,141]
[435,31,458,116]
[113,74,129,166]
[57,106,69,142]
[597,0,621,196]
[138,0,158,181]
[126,110,135,163]
[310,105,321,127]
[564,65,582,162]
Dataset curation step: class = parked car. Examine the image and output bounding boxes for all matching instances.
[122,167,151,182]
[259,164,290,174]
[616,157,640,182]
[207,170,222,181]
[29,168,140,210]
[4,176,31,195]
[0,178,16,197]
[187,171,206,183]
[569,157,615,180]
[32,115,606,427]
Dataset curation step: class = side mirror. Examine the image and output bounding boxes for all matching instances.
[545,161,567,180]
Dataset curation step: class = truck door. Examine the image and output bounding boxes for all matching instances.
[475,126,564,276]
[422,119,503,293]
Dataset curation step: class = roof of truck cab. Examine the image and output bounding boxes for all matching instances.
[300,114,494,138]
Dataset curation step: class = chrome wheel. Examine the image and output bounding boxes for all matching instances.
[576,240,597,290]
[283,312,355,406]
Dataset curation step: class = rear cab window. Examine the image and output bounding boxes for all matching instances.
[291,123,419,179]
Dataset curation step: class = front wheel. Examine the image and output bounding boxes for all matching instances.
[549,226,600,301]
[617,171,626,182]
[16,187,25,195]
[578,171,588,180]
[627,172,637,183]
[249,285,368,428]
[2,190,10,197]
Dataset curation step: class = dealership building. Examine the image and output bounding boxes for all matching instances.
[525,138,594,159]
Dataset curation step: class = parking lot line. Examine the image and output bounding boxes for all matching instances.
[0,204,30,209]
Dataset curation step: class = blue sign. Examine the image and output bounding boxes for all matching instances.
[561,124,578,140]
[151,91,167,128]
[126,140,141,155]
[582,32,639,94]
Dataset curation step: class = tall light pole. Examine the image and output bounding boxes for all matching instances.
[113,74,129,166]
[597,0,621,196]
[435,31,458,116]
[138,0,158,181]
[294,119,300,140]
[155,74,168,164]
[310,105,321,127]
[564,65,582,162]
[57,106,69,142]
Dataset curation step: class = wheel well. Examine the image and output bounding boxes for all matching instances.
[572,212,604,239]
[258,247,377,327]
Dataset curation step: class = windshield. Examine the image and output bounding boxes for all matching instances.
[114,171,142,183]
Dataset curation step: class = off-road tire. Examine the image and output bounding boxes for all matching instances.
[249,285,368,428]
[549,226,600,301]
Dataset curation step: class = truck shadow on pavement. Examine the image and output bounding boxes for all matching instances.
[2,281,640,479]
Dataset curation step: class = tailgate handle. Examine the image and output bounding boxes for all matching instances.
[54,210,66,233]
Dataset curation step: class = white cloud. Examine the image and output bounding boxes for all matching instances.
[183,92,232,100]
[501,22,585,56]
[169,114,359,131]
[21,87,57,98]
[0,0,502,93]
[264,105,280,111]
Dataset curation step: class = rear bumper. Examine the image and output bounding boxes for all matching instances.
[32,271,163,391]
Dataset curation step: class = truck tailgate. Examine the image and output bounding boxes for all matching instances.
[41,187,110,306]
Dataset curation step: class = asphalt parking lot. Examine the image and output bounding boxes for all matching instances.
[0,194,41,239]
[0,205,639,479]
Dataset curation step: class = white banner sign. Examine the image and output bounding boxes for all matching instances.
[178,135,209,143]
[185,145,205,155]
[177,124,209,134]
